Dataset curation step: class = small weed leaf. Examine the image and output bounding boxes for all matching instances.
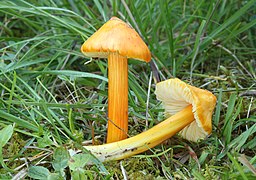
[0,124,14,172]
[68,153,93,171]
[71,169,87,180]
[27,166,50,180]
[52,147,70,172]
[0,124,14,147]
[78,145,109,174]
[47,173,64,180]
[37,134,53,148]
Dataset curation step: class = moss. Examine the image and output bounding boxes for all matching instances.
[3,133,24,156]
[0,132,27,173]
[104,158,164,179]
[202,164,219,180]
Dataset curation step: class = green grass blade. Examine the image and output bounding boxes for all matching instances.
[202,0,256,47]
[159,1,175,76]
[25,70,108,82]
[227,153,248,180]
[214,88,222,126]
[7,71,16,113]
[93,0,107,22]
[0,111,38,132]
[229,123,256,151]
[223,94,242,145]
[190,20,206,81]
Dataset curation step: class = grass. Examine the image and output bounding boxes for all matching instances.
[0,0,255,179]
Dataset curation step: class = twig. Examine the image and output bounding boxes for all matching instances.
[145,72,153,128]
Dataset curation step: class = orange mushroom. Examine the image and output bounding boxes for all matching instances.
[81,17,151,143]
[79,78,216,162]
[155,78,217,142]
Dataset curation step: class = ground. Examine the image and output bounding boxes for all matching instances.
[0,0,255,179]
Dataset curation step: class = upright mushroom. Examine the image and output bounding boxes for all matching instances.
[81,17,151,143]
[79,78,216,162]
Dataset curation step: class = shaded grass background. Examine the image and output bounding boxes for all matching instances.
[0,0,255,179]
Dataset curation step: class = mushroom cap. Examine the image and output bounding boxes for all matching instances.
[155,78,217,142]
[81,17,151,62]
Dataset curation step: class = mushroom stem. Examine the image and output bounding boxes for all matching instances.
[85,105,194,162]
[107,52,128,143]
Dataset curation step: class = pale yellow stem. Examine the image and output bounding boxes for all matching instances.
[85,105,194,162]
[107,53,128,143]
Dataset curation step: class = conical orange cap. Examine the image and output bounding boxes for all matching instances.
[81,17,151,62]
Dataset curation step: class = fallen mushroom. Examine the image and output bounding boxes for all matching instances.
[81,17,151,143]
[155,78,217,142]
[80,78,216,162]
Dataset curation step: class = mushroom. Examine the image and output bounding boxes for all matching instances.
[81,17,151,143]
[155,78,217,142]
[80,78,216,162]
